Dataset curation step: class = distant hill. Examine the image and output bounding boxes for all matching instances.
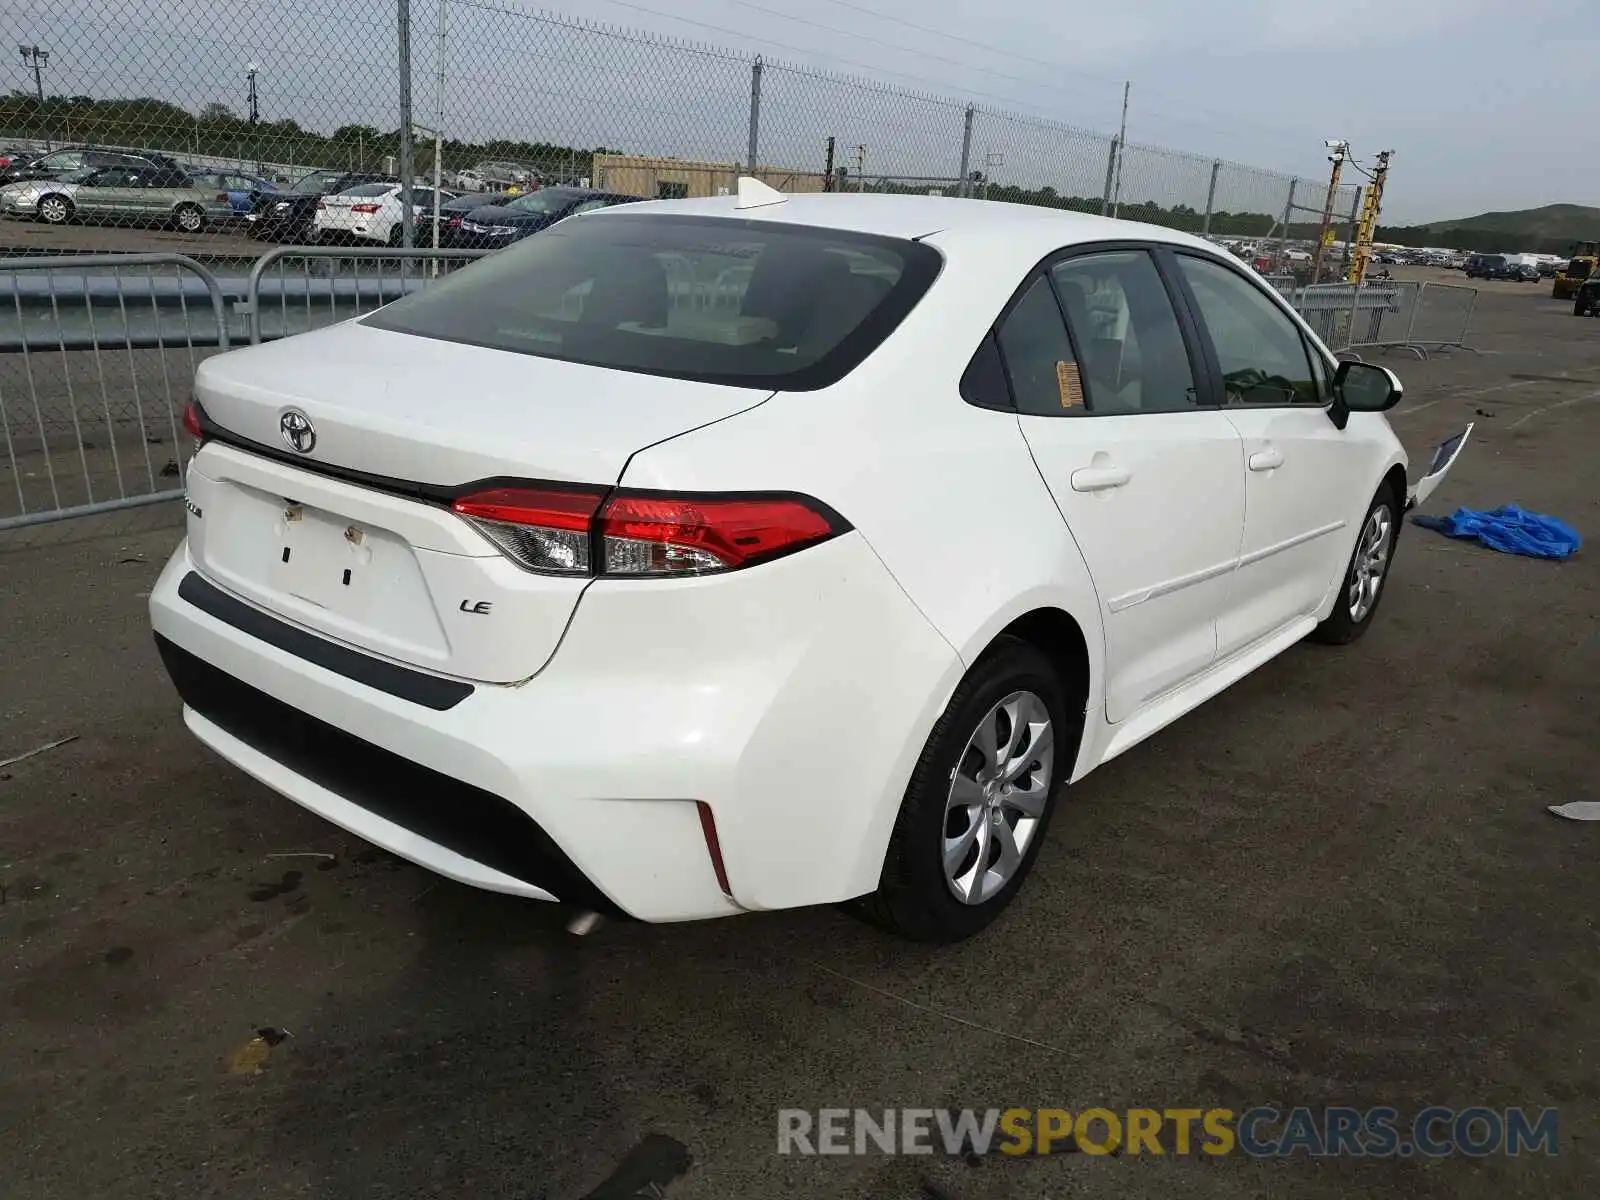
[1432,204,1600,241]
[1377,204,1600,254]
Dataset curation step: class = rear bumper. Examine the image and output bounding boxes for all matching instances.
[150,533,961,922]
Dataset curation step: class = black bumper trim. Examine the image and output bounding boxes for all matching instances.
[177,570,472,712]
[154,634,623,916]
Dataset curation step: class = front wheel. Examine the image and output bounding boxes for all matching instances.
[1311,486,1400,646]
[37,194,72,225]
[857,636,1067,943]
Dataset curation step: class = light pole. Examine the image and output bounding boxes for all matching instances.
[18,44,47,106]
[246,63,259,124]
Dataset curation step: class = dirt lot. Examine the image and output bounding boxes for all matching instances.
[1,271,1596,1199]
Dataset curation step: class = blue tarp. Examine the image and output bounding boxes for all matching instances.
[1412,505,1581,560]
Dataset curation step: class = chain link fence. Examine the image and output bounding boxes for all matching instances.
[0,0,1358,257]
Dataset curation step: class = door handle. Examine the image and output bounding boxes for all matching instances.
[1069,464,1131,493]
[1248,447,1284,472]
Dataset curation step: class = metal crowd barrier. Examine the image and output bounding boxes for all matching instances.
[1290,279,1479,360]
[1,248,486,530]
[0,253,229,531]
[242,247,489,345]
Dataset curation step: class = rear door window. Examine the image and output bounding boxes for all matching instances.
[995,277,1079,416]
[1048,250,1198,414]
[361,213,943,391]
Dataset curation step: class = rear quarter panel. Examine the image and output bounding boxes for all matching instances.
[617,229,1109,776]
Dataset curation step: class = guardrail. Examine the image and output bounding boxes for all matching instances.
[0,253,229,530]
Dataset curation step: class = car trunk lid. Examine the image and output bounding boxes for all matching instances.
[186,321,771,683]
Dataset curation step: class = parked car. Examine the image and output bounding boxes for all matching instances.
[433,190,519,246]
[311,183,460,246]
[474,160,540,188]
[186,169,279,217]
[248,170,397,241]
[153,187,1472,941]
[0,145,183,187]
[455,186,645,249]
[1505,255,1541,282]
[1464,253,1514,280]
[0,163,228,230]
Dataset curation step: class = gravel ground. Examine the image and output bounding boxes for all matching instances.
[0,272,1596,1199]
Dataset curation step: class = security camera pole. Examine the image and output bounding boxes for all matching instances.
[1312,139,1348,283]
[19,43,48,106]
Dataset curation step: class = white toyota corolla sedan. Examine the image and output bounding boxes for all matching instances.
[150,181,1470,942]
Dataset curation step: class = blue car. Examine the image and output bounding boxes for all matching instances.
[185,169,278,217]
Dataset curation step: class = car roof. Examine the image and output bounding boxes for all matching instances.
[586,190,1220,256]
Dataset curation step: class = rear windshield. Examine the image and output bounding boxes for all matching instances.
[340,183,395,198]
[361,213,944,390]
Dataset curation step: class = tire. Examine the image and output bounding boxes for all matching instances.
[386,222,404,248]
[172,203,204,234]
[857,636,1068,943]
[1575,299,1589,317]
[37,194,72,225]
[1311,484,1400,646]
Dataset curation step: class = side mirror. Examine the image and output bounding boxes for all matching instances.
[1329,360,1403,429]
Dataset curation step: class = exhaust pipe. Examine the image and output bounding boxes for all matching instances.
[566,909,604,937]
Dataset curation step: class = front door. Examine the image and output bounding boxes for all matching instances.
[1006,248,1245,724]
[1168,251,1364,657]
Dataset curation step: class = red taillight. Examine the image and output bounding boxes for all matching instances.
[447,215,462,228]
[351,203,381,214]
[599,494,836,575]
[451,487,603,576]
[449,486,843,577]
[182,400,205,441]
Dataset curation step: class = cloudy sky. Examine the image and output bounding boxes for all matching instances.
[581,0,1599,223]
[10,0,1597,223]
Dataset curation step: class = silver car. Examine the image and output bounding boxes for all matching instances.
[0,164,228,230]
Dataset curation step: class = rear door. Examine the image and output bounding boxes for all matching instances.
[1168,250,1371,658]
[75,167,138,219]
[1007,245,1245,724]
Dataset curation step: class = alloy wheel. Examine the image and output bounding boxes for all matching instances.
[942,690,1054,905]
[1349,505,1392,622]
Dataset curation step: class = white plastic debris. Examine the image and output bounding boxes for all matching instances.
[1547,802,1600,822]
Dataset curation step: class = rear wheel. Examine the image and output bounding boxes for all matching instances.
[37,194,72,225]
[858,636,1067,943]
[172,203,204,234]
[387,222,404,248]
[1311,485,1399,646]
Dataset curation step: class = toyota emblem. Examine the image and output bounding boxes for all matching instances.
[279,409,316,454]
